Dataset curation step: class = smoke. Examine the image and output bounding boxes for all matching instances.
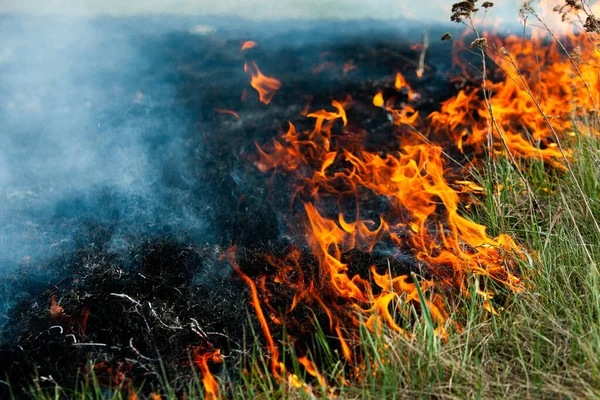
[0,7,484,338]
[0,13,443,335]
[0,12,463,282]
[0,0,527,24]
[0,15,209,284]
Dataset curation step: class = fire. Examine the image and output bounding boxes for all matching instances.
[49,295,89,335]
[312,61,336,74]
[214,108,240,119]
[50,295,64,317]
[225,248,282,377]
[193,349,223,400]
[394,72,413,99]
[241,40,257,51]
[241,42,281,105]
[244,61,282,105]
[298,356,326,388]
[251,96,524,364]
[372,91,384,107]
[196,11,600,393]
[343,62,356,73]
[93,361,134,390]
[406,29,600,167]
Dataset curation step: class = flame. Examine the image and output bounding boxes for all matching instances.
[252,97,524,363]
[394,72,412,94]
[298,356,326,388]
[373,92,384,107]
[224,247,282,376]
[49,295,89,335]
[214,108,240,119]
[243,61,282,105]
[313,61,336,74]
[207,22,599,388]
[410,30,600,167]
[50,295,64,317]
[193,349,223,400]
[241,40,257,51]
[93,361,134,390]
[343,62,357,73]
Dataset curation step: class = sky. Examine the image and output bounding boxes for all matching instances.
[0,0,527,23]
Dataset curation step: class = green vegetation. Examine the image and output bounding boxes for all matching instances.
[17,110,600,400]
[11,2,600,399]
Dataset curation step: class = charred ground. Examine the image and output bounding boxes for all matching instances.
[0,16,478,397]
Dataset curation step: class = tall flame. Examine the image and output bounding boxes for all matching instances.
[413,31,600,166]
[196,19,600,393]
[253,98,524,363]
[193,349,223,400]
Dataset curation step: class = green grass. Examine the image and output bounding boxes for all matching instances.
[15,130,600,399]
[229,131,600,399]
[301,132,600,399]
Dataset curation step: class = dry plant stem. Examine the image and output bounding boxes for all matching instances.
[482,86,540,211]
[501,52,600,236]
[559,191,597,269]
[396,116,471,170]
[574,1,600,52]
[465,17,540,211]
[578,17,600,53]
[529,10,600,124]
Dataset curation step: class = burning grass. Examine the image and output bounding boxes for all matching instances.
[3,1,600,398]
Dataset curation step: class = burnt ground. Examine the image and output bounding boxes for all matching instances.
[0,15,481,397]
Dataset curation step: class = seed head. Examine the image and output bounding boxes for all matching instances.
[451,1,479,23]
[584,15,600,33]
[470,37,488,49]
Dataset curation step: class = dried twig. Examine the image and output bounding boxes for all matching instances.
[110,293,142,307]
[65,334,77,344]
[148,302,183,330]
[129,338,157,361]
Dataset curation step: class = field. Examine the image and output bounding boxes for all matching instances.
[2,1,600,399]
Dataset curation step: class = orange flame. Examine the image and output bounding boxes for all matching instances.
[214,108,240,119]
[312,61,336,74]
[298,356,326,388]
[49,295,89,335]
[50,295,64,317]
[244,61,282,105]
[372,92,384,107]
[416,31,599,166]
[224,247,282,377]
[226,20,596,388]
[252,98,524,362]
[241,40,257,51]
[193,349,223,400]
[394,72,413,100]
[343,62,357,73]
